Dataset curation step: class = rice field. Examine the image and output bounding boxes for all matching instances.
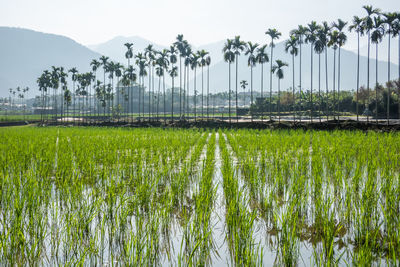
[0,127,399,266]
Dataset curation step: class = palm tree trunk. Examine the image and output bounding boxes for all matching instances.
[194,67,197,122]
[148,67,151,121]
[157,75,161,120]
[251,65,253,122]
[338,47,341,121]
[172,75,174,122]
[235,55,239,123]
[333,49,336,120]
[356,32,360,122]
[376,43,379,124]
[292,54,295,123]
[229,63,231,123]
[367,32,371,122]
[270,45,274,121]
[387,31,391,125]
[310,43,313,123]
[186,66,190,119]
[179,56,182,118]
[325,47,329,121]
[207,64,210,120]
[278,78,280,123]
[183,64,186,119]
[299,41,302,122]
[261,62,264,122]
[202,65,204,119]
[163,75,166,123]
[318,53,321,123]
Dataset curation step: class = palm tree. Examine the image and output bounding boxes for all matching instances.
[124,43,133,118]
[135,52,147,120]
[99,56,109,118]
[314,30,325,122]
[382,12,398,124]
[169,66,178,121]
[206,55,211,120]
[158,49,170,121]
[90,60,101,117]
[240,80,248,108]
[245,42,259,121]
[125,65,136,121]
[184,45,192,116]
[223,39,235,123]
[50,66,60,120]
[305,21,319,122]
[321,22,331,121]
[155,64,164,120]
[114,63,123,118]
[169,46,178,120]
[328,31,339,120]
[256,44,269,121]
[285,35,298,122]
[145,45,155,120]
[197,49,209,119]
[349,16,364,121]
[69,67,78,121]
[174,34,185,118]
[362,5,381,122]
[371,16,385,123]
[272,60,288,123]
[190,53,200,121]
[265,29,282,120]
[332,19,348,121]
[232,36,246,122]
[290,25,307,122]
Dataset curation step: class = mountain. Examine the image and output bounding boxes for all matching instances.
[352,37,399,65]
[0,27,101,97]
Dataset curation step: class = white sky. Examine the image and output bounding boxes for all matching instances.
[0,0,399,49]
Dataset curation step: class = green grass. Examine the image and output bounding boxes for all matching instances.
[0,127,399,265]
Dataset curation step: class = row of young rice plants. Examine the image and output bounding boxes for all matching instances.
[224,129,400,266]
[0,127,213,265]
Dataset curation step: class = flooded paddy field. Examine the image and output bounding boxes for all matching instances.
[0,127,399,266]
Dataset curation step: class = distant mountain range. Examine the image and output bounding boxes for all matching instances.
[0,27,399,98]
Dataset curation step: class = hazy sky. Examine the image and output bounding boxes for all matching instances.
[1,0,399,49]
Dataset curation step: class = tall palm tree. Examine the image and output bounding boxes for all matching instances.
[362,5,381,122]
[155,64,164,120]
[206,55,211,120]
[265,29,281,120]
[169,65,178,121]
[332,19,348,121]
[232,36,246,122]
[99,56,109,118]
[305,21,319,122]
[174,34,185,118]
[125,65,136,121]
[290,25,307,122]
[349,16,364,121]
[124,43,133,118]
[50,66,60,120]
[90,59,101,117]
[184,45,192,116]
[223,39,235,123]
[169,46,178,120]
[382,12,398,124]
[256,44,269,121]
[271,60,288,123]
[321,22,331,120]
[114,63,123,117]
[240,80,248,107]
[145,45,155,120]
[245,42,259,121]
[371,16,385,123]
[190,53,200,121]
[197,49,209,119]
[328,31,339,120]
[158,49,170,121]
[135,52,147,120]
[314,30,325,122]
[285,35,298,122]
[69,67,78,121]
